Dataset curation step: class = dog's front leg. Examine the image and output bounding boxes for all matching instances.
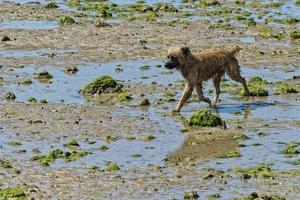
[173,81,194,112]
[195,83,211,105]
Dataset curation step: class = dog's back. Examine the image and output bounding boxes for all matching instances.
[189,45,241,82]
[197,45,240,61]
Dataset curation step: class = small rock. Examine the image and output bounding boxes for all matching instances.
[241,173,251,180]
[64,66,78,74]
[1,35,11,41]
[140,98,150,106]
[94,18,111,28]
[5,92,16,100]
[293,75,300,80]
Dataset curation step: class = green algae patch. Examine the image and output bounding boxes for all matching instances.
[248,76,268,85]
[290,159,300,165]
[5,92,16,100]
[30,149,64,166]
[184,191,199,199]
[30,149,90,166]
[34,71,53,83]
[0,187,27,199]
[80,75,122,95]
[0,159,13,169]
[18,78,32,85]
[64,140,80,148]
[139,65,151,71]
[64,150,90,162]
[97,4,113,18]
[143,135,156,142]
[232,133,249,141]
[274,83,298,95]
[233,164,275,179]
[117,92,132,101]
[45,2,58,9]
[188,109,223,127]
[217,151,241,158]
[249,86,269,96]
[106,162,120,171]
[98,145,109,151]
[40,99,48,104]
[281,141,299,156]
[8,141,22,147]
[290,30,300,40]
[232,192,286,200]
[59,16,75,26]
[28,97,37,103]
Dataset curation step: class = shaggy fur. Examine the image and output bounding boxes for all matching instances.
[165,45,250,112]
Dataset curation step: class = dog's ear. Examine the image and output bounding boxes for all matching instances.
[181,47,191,57]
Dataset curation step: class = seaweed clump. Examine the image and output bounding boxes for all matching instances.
[0,187,27,199]
[188,109,223,127]
[45,2,58,9]
[30,149,90,166]
[80,75,122,95]
[233,164,275,179]
[274,83,298,95]
[59,16,75,26]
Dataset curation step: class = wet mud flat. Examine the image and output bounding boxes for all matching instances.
[1,0,300,199]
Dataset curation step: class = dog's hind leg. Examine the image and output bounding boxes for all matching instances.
[174,81,194,112]
[225,58,250,96]
[195,82,211,105]
[211,70,224,106]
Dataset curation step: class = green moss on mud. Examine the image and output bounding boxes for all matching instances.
[232,192,285,200]
[184,191,199,199]
[274,83,298,95]
[64,150,90,162]
[45,2,58,9]
[59,16,75,26]
[139,65,151,71]
[106,162,120,171]
[0,187,27,199]
[290,30,300,40]
[232,133,249,141]
[248,76,268,85]
[80,75,122,95]
[98,145,109,151]
[64,140,80,148]
[30,149,90,166]
[249,86,269,96]
[117,92,132,101]
[28,96,37,103]
[217,151,241,158]
[188,109,223,127]
[233,164,275,178]
[0,159,13,169]
[281,141,299,155]
[8,141,22,146]
[18,78,32,85]
[34,71,53,81]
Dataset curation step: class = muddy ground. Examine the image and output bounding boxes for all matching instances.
[0,0,300,199]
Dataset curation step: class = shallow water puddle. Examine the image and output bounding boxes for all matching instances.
[0,48,75,58]
[4,59,300,103]
[1,58,300,172]
[0,20,59,30]
[0,132,184,169]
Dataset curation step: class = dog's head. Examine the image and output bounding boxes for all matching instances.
[165,47,191,69]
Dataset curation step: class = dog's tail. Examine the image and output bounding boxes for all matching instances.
[228,45,241,57]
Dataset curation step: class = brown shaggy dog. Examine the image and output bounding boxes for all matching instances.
[165,45,250,112]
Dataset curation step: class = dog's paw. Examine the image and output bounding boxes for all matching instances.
[172,109,180,113]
